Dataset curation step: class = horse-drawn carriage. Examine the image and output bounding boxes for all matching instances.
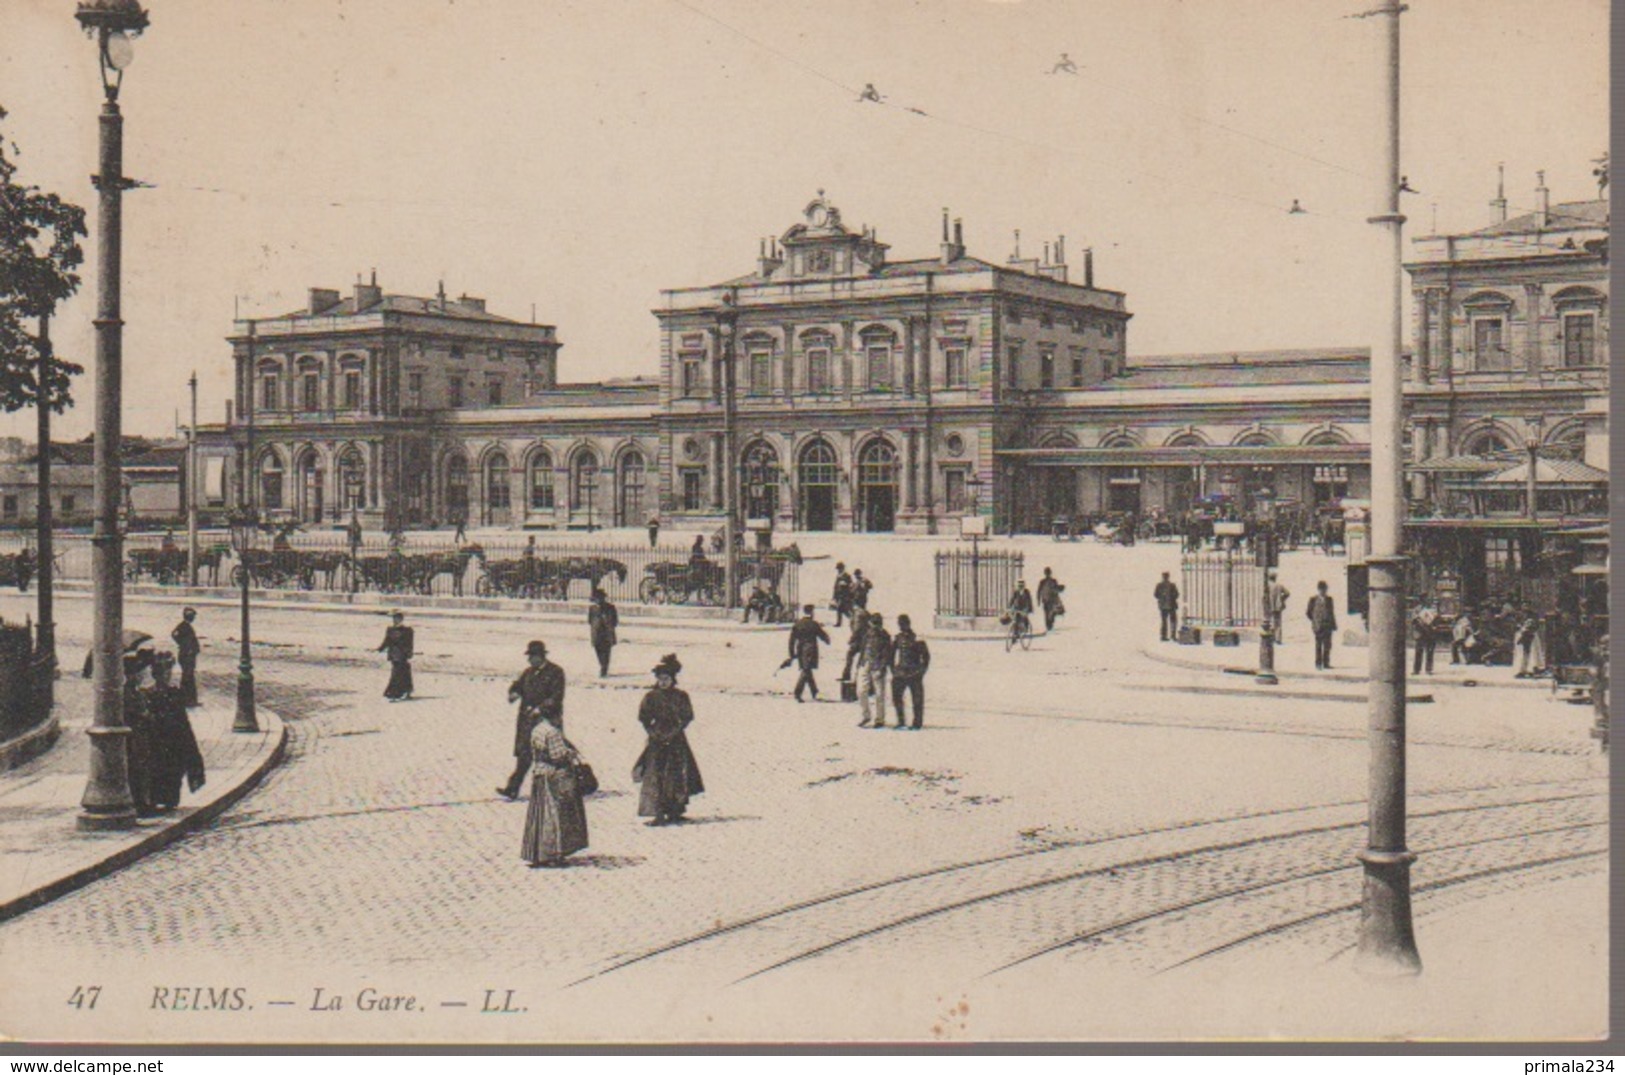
[640,559,726,605]
[474,552,626,600]
[351,546,480,596]
[0,549,34,592]
[125,547,186,584]
[232,548,317,589]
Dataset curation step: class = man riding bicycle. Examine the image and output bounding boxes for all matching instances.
[1007,579,1035,641]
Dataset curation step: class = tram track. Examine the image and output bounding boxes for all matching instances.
[570,777,1605,988]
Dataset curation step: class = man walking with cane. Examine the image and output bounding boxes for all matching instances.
[786,604,830,703]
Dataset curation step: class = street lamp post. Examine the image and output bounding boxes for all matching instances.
[1356,0,1422,977]
[186,370,198,585]
[717,290,740,611]
[75,0,149,833]
[1525,418,1544,521]
[965,473,986,615]
[229,508,259,733]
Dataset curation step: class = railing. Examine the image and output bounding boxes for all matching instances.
[0,529,801,612]
[1181,548,1267,629]
[934,547,1024,618]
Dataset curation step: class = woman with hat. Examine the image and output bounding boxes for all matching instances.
[144,651,206,812]
[378,610,415,702]
[519,693,589,868]
[633,654,704,826]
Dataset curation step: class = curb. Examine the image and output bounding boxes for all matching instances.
[0,710,62,772]
[1137,643,1549,692]
[0,703,288,926]
[1123,682,1436,705]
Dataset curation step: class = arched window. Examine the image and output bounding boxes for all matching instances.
[617,448,646,526]
[1462,429,1512,458]
[257,361,281,412]
[740,441,781,520]
[1235,431,1274,447]
[528,449,555,510]
[258,452,284,510]
[1167,432,1207,448]
[337,447,366,511]
[446,454,470,517]
[298,450,325,523]
[485,453,511,511]
[571,449,599,512]
[797,438,840,531]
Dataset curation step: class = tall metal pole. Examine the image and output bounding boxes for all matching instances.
[78,88,135,830]
[1355,0,1421,976]
[720,290,740,610]
[35,312,56,678]
[187,370,198,585]
[234,533,257,733]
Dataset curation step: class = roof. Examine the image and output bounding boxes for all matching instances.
[718,256,1124,296]
[1475,457,1610,486]
[271,294,525,325]
[1115,353,1370,390]
[1410,453,1516,474]
[1465,199,1609,237]
[996,443,1370,467]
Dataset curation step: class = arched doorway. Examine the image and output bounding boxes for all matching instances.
[296,449,325,523]
[445,453,470,524]
[1166,432,1206,514]
[571,449,600,528]
[857,439,898,532]
[740,441,780,521]
[337,446,366,516]
[798,439,839,532]
[482,452,512,526]
[401,442,431,527]
[616,449,646,527]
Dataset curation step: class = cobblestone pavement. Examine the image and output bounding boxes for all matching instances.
[0,533,1604,1042]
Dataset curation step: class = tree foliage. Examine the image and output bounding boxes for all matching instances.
[0,104,87,413]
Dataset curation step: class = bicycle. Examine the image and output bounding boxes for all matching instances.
[1004,610,1034,652]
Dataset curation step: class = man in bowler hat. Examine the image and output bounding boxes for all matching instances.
[498,640,566,800]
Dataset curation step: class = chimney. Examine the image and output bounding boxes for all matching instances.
[1084,248,1095,288]
[1491,162,1508,223]
[457,294,486,313]
[940,208,958,265]
[1535,170,1550,228]
[758,236,783,278]
[1042,241,1051,266]
[1056,235,1066,265]
[354,272,383,312]
[308,287,341,315]
[1038,235,1069,282]
[436,280,447,312]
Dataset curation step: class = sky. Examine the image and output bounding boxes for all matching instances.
[0,0,1610,441]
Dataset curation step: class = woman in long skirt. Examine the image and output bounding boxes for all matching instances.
[633,654,704,826]
[144,653,206,812]
[520,712,588,867]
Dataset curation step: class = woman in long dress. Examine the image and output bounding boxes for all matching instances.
[520,711,588,867]
[144,652,206,812]
[632,654,704,826]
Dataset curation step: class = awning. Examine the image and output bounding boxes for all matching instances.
[1409,453,1514,474]
[1472,457,1610,486]
[997,444,1370,467]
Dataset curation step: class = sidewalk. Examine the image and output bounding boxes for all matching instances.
[0,675,286,924]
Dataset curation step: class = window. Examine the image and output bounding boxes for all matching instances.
[260,375,278,411]
[1103,322,1117,338]
[448,376,464,408]
[486,456,511,509]
[1564,314,1597,367]
[450,345,464,361]
[259,455,284,510]
[1473,318,1507,371]
[487,377,503,406]
[60,496,75,514]
[1039,310,1054,329]
[528,452,555,510]
[1006,343,1022,389]
[1070,347,1086,387]
[740,442,781,520]
[945,347,967,388]
[682,469,705,511]
[1039,347,1056,389]
[406,371,424,409]
[944,470,967,514]
[571,451,599,511]
[338,449,365,510]
[866,345,891,391]
[807,348,831,393]
[342,370,361,409]
[301,373,320,412]
[680,353,704,398]
[2,496,16,520]
[749,351,772,396]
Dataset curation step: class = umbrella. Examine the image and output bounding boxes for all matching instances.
[122,630,153,652]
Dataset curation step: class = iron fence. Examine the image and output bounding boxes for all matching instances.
[934,546,1024,618]
[1181,548,1267,628]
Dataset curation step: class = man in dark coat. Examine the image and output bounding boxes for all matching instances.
[588,589,619,677]
[1035,567,1066,634]
[1307,581,1338,670]
[171,606,201,707]
[378,610,415,701]
[787,604,830,702]
[832,562,854,627]
[841,609,869,684]
[889,614,931,729]
[852,569,873,611]
[498,639,566,800]
[1154,571,1180,641]
[647,516,660,548]
[634,654,703,825]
